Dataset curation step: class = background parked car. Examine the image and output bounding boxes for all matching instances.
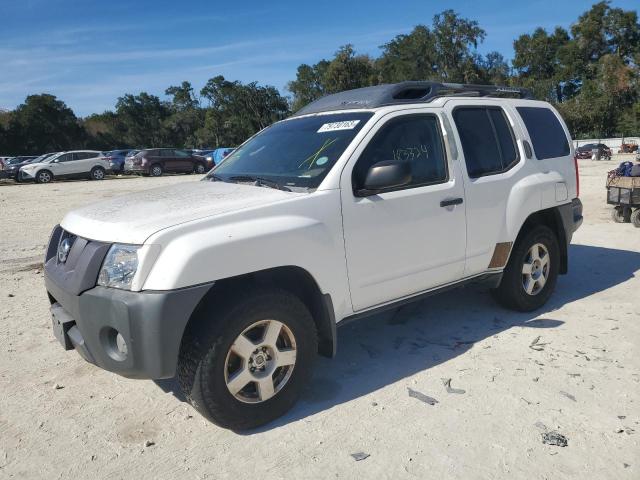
[195,147,235,169]
[575,143,611,160]
[102,149,133,173]
[124,148,207,176]
[19,150,108,183]
[7,152,58,181]
[0,156,38,179]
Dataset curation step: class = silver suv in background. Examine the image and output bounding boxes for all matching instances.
[19,150,109,183]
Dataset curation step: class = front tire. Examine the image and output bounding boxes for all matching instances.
[492,225,560,312]
[194,163,206,174]
[35,170,53,184]
[90,166,106,180]
[177,288,317,430]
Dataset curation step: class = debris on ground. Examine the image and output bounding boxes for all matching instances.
[529,336,549,351]
[144,440,155,448]
[407,388,438,405]
[351,452,370,461]
[53,383,64,390]
[560,391,577,402]
[441,378,466,394]
[7,293,14,298]
[542,431,568,447]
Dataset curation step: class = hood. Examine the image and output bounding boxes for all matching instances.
[61,181,303,244]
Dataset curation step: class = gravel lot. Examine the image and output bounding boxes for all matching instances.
[1,161,638,479]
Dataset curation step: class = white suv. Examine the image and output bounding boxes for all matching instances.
[19,150,108,183]
[44,82,582,429]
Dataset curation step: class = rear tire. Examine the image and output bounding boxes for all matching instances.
[90,166,106,180]
[491,225,560,312]
[177,288,317,430]
[150,164,163,177]
[35,170,53,184]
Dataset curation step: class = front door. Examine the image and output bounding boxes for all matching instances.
[49,152,74,177]
[341,112,467,311]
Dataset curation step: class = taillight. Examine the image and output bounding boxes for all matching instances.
[574,155,580,197]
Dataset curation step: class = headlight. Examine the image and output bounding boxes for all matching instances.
[98,244,140,290]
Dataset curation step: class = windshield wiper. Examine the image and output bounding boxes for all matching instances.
[228,175,291,192]
[206,173,226,182]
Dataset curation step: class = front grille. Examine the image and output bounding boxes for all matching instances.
[44,225,111,295]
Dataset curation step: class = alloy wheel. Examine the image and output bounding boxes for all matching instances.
[522,243,550,296]
[224,319,297,404]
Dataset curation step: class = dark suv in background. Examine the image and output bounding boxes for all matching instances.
[575,143,611,160]
[124,148,207,176]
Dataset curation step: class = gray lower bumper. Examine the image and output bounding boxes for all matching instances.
[558,198,583,244]
[45,273,213,379]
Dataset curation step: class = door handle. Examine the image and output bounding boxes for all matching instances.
[440,197,463,207]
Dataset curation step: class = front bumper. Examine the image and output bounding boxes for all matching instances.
[45,276,212,379]
[3,168,19,179]
[18,169,36,181]
[44,225,212,379]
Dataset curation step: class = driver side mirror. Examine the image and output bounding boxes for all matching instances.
[356,160,412,197]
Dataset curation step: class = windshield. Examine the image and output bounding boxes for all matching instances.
[7,157,26,165]
[44,152,64,163]
[209,112,373,189]
[29,153,53,163]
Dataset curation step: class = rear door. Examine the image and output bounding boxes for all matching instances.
[340,110,467,311]
[74,151,99,174]
[159,149,178,172]
[174,149,194,172]
[445,101,525,276]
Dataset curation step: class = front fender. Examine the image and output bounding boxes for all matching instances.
[142,190,353,319]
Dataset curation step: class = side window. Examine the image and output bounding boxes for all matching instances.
[516,107,570,160]
[174,149,190,157]
[160,149,174,157]
[57,153,72,162]
[353,114,447,191]
[453,107,519,178]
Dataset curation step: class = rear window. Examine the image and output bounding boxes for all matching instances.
[516,107,570,160]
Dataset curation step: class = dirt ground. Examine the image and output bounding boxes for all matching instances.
[1,160,638,479]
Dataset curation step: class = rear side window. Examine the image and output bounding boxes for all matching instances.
[453,107,519,178]
[516,107,569,160]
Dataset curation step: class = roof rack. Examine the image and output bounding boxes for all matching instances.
[293,81,534,116]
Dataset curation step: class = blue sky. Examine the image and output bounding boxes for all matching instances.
[0,0,637,116]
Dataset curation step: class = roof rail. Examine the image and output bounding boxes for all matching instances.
[293,81,534,116]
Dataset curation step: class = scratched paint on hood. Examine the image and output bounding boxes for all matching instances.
[61,181,303,244]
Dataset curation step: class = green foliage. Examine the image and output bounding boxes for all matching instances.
[199,75,289,146]
[2,94,86,154]
[2,4,639,154]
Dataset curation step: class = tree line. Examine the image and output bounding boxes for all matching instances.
[1,2,638,155]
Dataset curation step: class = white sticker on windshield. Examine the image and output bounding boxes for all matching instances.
[317,120,361,133]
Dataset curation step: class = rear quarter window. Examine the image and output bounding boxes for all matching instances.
[516,107,570,160]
